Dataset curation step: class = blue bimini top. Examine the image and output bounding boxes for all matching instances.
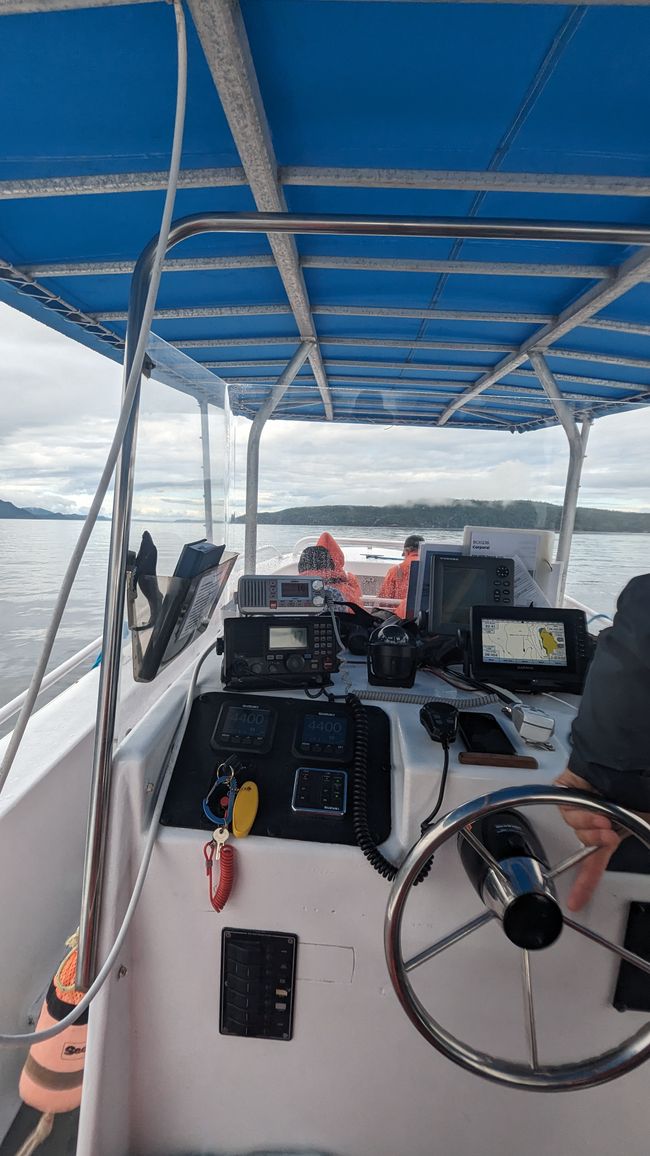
[2,0,650,432]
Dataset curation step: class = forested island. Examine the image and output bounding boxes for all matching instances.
[0,499,86,520]
[232,499,650,533]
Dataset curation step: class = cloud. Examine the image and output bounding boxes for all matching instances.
[1,302,650,519]
[243,406,650,513]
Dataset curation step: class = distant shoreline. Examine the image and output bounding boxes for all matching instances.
[231,499,650,534]
[3,495,650,533]
[0,498,106,521]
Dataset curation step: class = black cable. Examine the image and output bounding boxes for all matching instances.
[347,692,397,881]
[420,742,451,831]
[409,743,452,885]
[304,680,332,700]
[346,692,434,885]
[434,665,514,706]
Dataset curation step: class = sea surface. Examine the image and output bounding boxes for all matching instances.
[0,519,648,726]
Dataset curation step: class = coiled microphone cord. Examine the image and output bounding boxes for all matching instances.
[347,693,434,885]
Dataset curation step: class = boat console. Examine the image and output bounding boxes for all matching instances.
[70,607,650,1156]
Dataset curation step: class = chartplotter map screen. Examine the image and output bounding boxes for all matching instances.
[481,618,568,666]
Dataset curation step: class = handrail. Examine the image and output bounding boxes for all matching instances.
[291,534,404,555]
[0,637,102,728]
[586,612,614,626]
[563,593,612,627]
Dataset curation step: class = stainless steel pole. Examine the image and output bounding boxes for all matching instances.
[76,272,148,989]
[95,210,650,247]
[530,351,592,603]
[199,399,214,540]
[244,341,313,572]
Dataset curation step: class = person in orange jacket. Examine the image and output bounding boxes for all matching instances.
[297,532,363,607]
[378,534,424,617]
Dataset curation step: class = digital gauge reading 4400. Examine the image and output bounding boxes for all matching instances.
[295,711,352,760]
[212,703,277,753]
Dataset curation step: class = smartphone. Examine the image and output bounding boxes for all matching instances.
[457,711,516,756]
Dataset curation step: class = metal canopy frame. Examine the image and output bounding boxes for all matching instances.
[4,0,650,11]
[3,0,650,436]
[187,0,334,421]
[3,1,650,434]
[4,198,650,428]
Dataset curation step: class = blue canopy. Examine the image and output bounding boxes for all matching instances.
[2,0,650,431]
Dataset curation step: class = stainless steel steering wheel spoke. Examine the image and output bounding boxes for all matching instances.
[564,916,650,977]
[521,949,539,1068]
[549,844,598,879]
[405,910,494,973]
[459,827,510,884]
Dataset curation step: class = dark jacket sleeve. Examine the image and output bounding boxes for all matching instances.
[568,574,650,812]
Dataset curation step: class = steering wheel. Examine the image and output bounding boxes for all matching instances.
[385,785,650,1092]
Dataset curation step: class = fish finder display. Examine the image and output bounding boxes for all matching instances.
[481,618,568,666]
[441,570,488,626]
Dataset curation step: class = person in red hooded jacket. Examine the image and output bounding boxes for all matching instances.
[297,532,363,607]
[378,534,424,617]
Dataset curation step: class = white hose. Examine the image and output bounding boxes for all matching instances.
[0,0,187,796]
[0,642,211,1048]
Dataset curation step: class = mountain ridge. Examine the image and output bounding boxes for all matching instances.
[232,499,650,533]
[0,499,89,521]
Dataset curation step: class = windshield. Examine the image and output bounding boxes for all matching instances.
[224,399,650,621]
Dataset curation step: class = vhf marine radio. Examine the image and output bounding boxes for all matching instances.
[237,574,327,613]
[219,614,340,689]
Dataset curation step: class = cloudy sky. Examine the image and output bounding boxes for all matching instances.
[1,300,650,521]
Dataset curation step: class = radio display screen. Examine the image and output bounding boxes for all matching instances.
[280,580,310,598]
[221,704,274,738]
[301,713,348,748]
[269,625,308,650]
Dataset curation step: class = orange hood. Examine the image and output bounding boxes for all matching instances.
[317,531,345,572]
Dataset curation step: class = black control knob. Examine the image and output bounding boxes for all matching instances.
[250,663,263,675]
[286,654,305,673]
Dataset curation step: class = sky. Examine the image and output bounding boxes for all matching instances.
[1,301,650,521]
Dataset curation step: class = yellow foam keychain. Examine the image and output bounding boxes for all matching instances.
[232,781,259,838]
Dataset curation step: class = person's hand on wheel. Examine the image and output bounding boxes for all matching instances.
[554,769,623,911]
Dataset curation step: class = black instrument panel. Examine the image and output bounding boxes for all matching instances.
[161,691,391,847]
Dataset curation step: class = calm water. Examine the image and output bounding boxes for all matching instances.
[0,519,648,717]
